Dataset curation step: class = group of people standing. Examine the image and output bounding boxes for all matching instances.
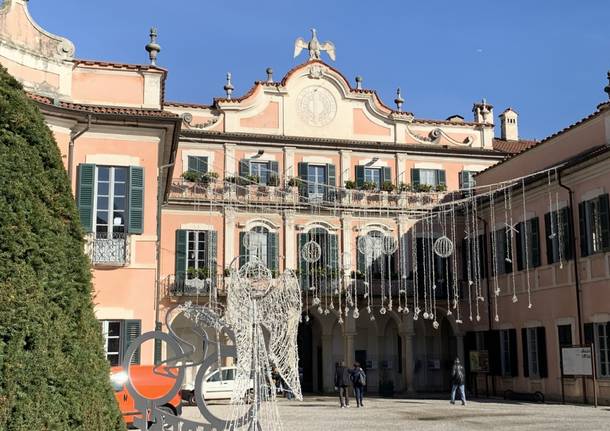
[334,361,367,408]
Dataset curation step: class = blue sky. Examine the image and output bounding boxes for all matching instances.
[30,0,610,140]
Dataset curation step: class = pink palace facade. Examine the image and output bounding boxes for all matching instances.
[2,0,609,404]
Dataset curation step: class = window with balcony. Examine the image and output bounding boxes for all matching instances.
[355,166,392,190]
[297,162,336,201]
[239,159,279,185]
[77,164,144,266]
[356,230,399,280]
[579,194,610,257]
[187,155,208,174]
[411,168,446,190]
[459,170,476,190]
[175,229,218,294]
[100,319,141,366]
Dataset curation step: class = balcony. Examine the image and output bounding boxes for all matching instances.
[85,232,129,267]
[168,178,449,211]
[163,274,226,298]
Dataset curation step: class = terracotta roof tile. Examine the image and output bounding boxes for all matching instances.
[72,58,168,73]
[492,138,537,154]
[27,92,179,119]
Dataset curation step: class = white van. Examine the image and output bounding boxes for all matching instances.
[182,366,254,405]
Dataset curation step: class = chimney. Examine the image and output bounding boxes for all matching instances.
[472,99,494,125]
[499,108,519,141]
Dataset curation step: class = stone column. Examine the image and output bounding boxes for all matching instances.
[396,152,408,185]
[224,143,236,176]
[283,146,296,186]
[339,149,352,186]
[456,334,465,364]
[283,210,296,270]
[343,313,357,367]
[400,317,416,393]
[340,212,353,274]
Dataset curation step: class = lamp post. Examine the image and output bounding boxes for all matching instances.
[154,162,174,363]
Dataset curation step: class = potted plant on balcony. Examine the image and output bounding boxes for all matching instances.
[223,175,237,197]
[182,170,201,183]
[286,177,301,202]
[342,180,356,204]
[397,182,411,206]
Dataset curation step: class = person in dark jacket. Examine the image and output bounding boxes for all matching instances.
[334,361,351,408]
[450,357,466,406]
[350,362,366,407]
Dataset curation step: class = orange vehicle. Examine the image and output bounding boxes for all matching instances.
[110,365,182,428]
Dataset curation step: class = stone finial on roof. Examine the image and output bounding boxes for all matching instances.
[394,88,404,112]
[224,72,234,99]
[145,27,161,66]
[266,67,274,83]
[355,76,363,90]
[605,71,610,99]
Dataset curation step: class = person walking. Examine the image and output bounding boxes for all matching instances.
[334,361,351,408]
[350,362,366,408]
[450,357,466,406]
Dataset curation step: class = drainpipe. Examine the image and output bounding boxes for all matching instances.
[154,162,175,364]
[477,215,495,396]
[557,170,587,403]
[67,114,92,183]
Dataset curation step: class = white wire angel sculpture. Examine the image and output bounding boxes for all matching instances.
[224,258,302,431]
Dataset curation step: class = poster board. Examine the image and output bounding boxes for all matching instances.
[562,346,593,376]
[469,350,489,373]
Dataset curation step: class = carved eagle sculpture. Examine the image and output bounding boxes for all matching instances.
[294,28,336,61]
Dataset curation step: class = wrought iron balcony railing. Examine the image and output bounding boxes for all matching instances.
[85,232,130,267]
[163,274,226,298]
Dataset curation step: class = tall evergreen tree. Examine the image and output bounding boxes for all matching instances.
[0,66,124,429]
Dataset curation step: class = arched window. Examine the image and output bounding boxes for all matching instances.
[239,226,279,273]
[297,227,339,290]
[356,230,398,280]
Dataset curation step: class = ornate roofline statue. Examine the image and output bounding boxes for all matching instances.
[294,28,336,62]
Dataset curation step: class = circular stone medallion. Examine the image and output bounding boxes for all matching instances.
[296,86,337,127]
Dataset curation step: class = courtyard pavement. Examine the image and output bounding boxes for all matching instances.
[182,395,610,431]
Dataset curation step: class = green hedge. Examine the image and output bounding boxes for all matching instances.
[0,66,124,429]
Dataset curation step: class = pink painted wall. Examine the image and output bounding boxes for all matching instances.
[72,68,144,105]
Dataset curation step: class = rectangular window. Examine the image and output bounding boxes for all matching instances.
[364,167,382,190]
[595,322,610,378]
[557,324,572,348]
[101,320,122,366]
[250,161,269,185]
[500,329,512,376]
[546,207,573,264]
[493,229,512,275]
[187,155,208,174]
[580,194,610,257]
[248,227,269,266]
[307,165,326,200]
[460,171,476,190]
[527,327,540,378]
[419,169,439,186]
[95,166,128,236]
[186,230,208,272]
[516,218,541,270]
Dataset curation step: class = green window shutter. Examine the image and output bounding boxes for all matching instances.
[268,160,279,185]
[355,166,365,188]
[328,234,339,271]
[578,202,588,257]
[562,207,574,260]
[175,230,187,283]
[521,328,529,378]
[509,329,519,377]
[239,159,250,179]
[298,162,309,197]
[584,323,594,345]
[128,166,145,234]
[459,171,465,189]
[599,194,610,250]
[381,166,392,184]
[544,212,553,264]
[326,164,336,201]
[537,326,548,378]
[267,232,279,273]
[77,163,95,232]
[239,231,246,268]
[298,233,309,289]
[122,320,141,365]
[436,169,446,186]
[357,236,367,276]
[516,222,524,271]
[411,169,420,186]
[207,231,218,284]
[530,217,541,267]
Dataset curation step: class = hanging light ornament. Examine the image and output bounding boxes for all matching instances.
[433,235,454,258]
[302,240,322,263]
[382,235,398,255]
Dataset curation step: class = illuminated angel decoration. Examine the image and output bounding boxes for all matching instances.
[294,28,336,61]
[224,258,302,431]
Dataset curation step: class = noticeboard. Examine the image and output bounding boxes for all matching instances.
[562,346,593,376]
[469,350,489,373]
